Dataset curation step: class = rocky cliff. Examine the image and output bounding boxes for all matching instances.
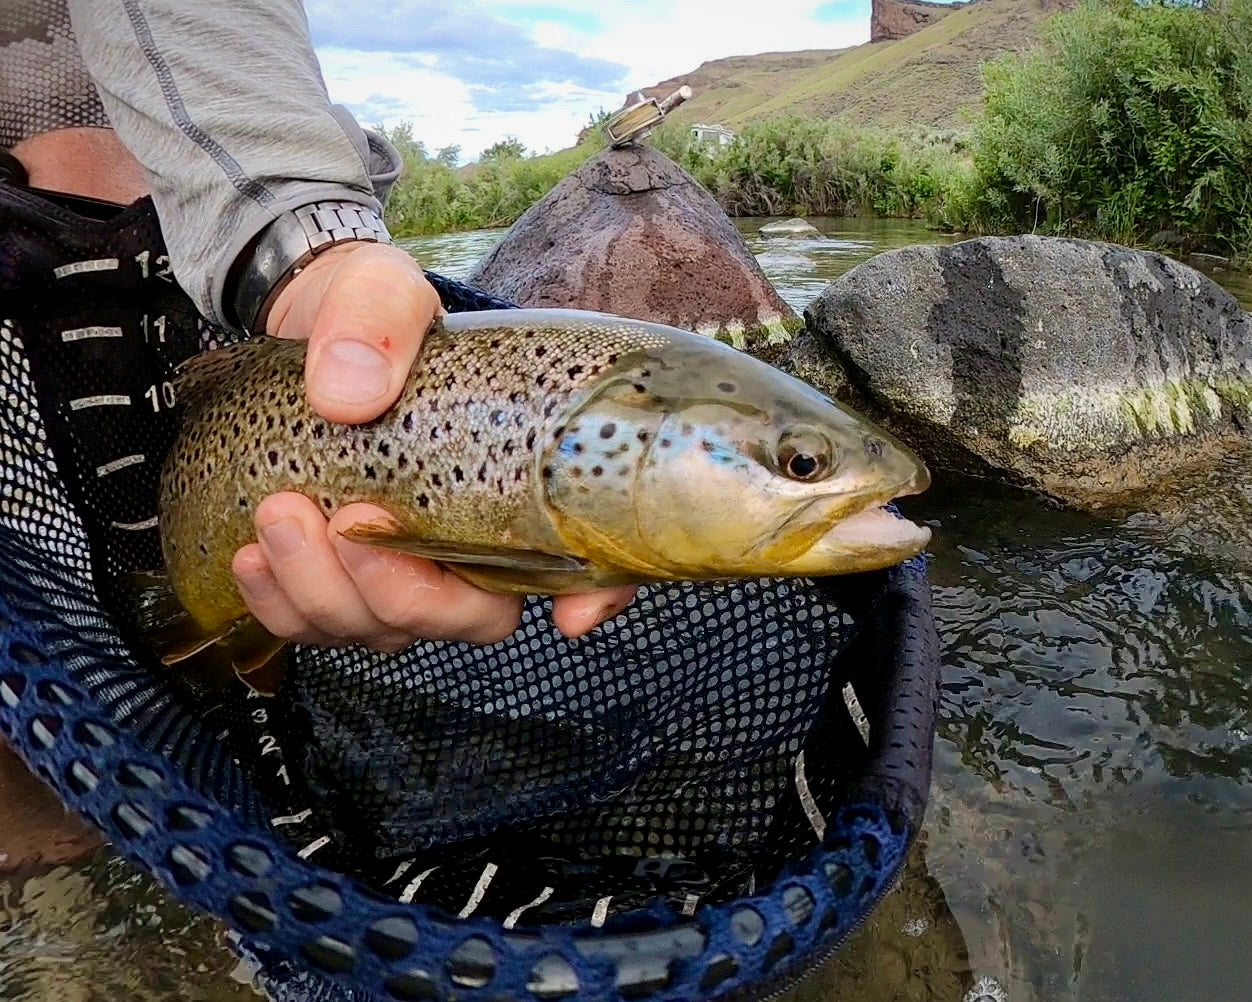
[871,0,970,42]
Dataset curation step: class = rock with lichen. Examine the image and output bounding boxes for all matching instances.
[465,144,800,350]
[797,235,1252,508]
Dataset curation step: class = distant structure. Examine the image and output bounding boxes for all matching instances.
[691,123,735,148]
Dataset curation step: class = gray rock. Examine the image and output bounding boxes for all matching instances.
[465,145,798,348]
[760,217,822,238]
[802,235,1252,507]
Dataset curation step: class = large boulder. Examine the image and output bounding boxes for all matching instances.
[465,144,799,348]
[799,235,1252,508]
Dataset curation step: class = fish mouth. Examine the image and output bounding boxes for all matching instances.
[822,503,932,551]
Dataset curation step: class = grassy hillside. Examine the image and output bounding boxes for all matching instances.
[632,0,1067,132]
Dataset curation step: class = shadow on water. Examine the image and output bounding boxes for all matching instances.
[3,217,1249,1001]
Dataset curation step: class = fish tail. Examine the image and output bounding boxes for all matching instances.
[123,571,290,696]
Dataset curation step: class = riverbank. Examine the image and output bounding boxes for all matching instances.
[380,0,1252,268]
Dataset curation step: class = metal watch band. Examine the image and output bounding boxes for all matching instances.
[230,200,392,333]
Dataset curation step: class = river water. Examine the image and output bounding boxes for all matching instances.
[2,218,1248,1001]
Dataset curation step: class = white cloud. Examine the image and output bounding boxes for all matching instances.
[312,0,872,160]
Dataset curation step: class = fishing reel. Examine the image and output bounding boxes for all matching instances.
[601,85,693,147]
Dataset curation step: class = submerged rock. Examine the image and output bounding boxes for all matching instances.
[465,144,798,348]
[760,217,822,238]
[800,235,1252,508]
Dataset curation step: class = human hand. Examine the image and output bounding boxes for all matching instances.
[229,241,638,650]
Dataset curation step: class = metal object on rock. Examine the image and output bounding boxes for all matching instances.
[602,86,693,147]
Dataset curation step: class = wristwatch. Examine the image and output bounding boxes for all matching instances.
[229,200,392,333]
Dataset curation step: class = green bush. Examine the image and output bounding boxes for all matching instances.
[953,0,1252,256]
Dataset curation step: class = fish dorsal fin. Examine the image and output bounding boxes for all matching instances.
[172,336,298,414]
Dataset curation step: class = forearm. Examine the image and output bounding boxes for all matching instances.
[66,0,392,329]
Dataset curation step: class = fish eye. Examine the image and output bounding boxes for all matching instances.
[776,426,834,482]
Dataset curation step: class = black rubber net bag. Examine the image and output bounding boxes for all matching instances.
[0,183,940,1002]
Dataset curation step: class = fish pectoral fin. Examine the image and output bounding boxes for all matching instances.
[339,521,586,574]
[123,570,290,696]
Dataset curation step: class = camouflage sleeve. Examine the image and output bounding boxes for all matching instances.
[65,0,401,331]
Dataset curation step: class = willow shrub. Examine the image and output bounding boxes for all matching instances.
[951,0,1252,256]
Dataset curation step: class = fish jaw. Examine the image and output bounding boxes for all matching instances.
[778,504,931,576]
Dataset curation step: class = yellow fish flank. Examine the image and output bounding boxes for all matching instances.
[136,308,932,692]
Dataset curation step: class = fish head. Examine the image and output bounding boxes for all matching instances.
[540,336,931,580]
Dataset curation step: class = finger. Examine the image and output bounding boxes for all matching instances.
[252,493,410,648]
[302,244,442,425]
[551,585,640,639]
[329,503,525,646]
[231,543,337,647]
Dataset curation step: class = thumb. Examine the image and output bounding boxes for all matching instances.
[269,242,443,425]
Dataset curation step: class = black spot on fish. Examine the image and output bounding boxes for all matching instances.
[573,442,584,454]
[199,543,208,555]
[430,427,440,442]
[717,381,736,393]
[267,450,278,467]
[248,463,258,478]
[313,423,326,440]
[364,464,377,480]
[238,497,248,508]
[379,442,390,458]
[322,497,333,511]
[660,438,672,449]
[567,364,584,378]
[471,429,482,444]
[338,446,349,460]
[514,468,524,482]
[286,392,298,406]
[414,458,425,471]
[525,430,536,450]
[397,455,408,470]
[289,458,301,473]
[452,464,465,483]
[592,466,603,477]
[444,374,456,390]
[537,374,548,388]
[503,440,515,456]
[432,473,443,487]
[633,383,646,393]
[572,466,583,477]
[541,465,553,479]
[490,338,501,349]
[310,461,321,477]
[637,430,649,442]
[701,440,715,452]
[266,415,275,430]
[292,419,304,435]
[600,423,616,439]
[535,345,547,358]
[478,462,489,483]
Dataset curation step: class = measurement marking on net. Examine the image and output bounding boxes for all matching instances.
[70,395,131,410]
[457,863,499,918]
[96,454,145,478]
[297,835,331,859]
[794,750,826,841]
[399,867,439,905]
[503,886,554,929]
[591,896,613,928]
[54,258,119,279]
[111,516,159,531]
[61,325,123,342]
[270,809,312,827]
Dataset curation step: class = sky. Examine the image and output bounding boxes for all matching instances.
[304,0,874,162]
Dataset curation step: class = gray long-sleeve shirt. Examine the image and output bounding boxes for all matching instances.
[2,1,400,331]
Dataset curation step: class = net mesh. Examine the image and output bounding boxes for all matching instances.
[0,185,939,1002]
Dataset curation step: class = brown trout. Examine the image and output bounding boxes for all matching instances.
[135,308,931,692]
